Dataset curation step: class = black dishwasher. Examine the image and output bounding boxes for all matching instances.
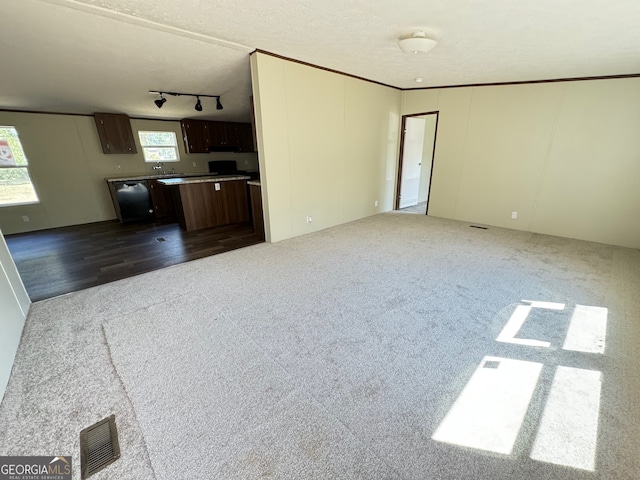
[113,180,155,223]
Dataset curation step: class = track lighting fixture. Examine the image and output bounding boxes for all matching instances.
[149,90,223,112]
[154,94,166,109]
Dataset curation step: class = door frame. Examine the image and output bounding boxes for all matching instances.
[395,111,440,213]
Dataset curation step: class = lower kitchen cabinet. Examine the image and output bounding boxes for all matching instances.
[148,180,176,220]
[170,179,249,231]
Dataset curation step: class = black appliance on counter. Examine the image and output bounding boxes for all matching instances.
[208,160,260,180]
[113,180,154,223]
[208,160,239,175]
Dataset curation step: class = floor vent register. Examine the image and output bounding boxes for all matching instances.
[80,414,121,479]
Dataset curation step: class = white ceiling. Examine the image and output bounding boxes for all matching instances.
[2,0,640,121]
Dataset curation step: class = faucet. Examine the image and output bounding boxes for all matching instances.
[152,162,165,174]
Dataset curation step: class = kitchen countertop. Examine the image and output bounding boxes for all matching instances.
[247,180,261,187]
[105,172,211,182]
[157,175,251,186]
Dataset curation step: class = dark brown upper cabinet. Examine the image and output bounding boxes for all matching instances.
[180,119,210,154]
[235,123,255,152]
[94,113,137,154]
[223,122,253,152]
[208,121,231,148]
[181,119,256,153]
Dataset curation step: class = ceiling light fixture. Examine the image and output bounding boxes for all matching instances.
[149,91,223,112]
[399,31,437,54]
[154,93,167,109]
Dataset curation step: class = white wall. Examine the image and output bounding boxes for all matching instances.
[250,52,401,242]
[403,78,640,249]
[0,112,258,234]
[0,229,30,401]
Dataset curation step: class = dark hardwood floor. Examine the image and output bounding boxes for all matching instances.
[5,220,264,302]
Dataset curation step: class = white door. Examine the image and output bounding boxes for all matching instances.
[417,115,437,205]
[399,117,426,208]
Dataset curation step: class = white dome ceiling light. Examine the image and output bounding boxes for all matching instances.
[399,31,437,54]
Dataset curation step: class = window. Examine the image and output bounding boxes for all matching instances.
[0,126,39,206]
[138,131,180,163]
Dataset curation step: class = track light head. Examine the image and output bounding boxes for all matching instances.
[194,97,203,112]
[154,94,166,109]
[216,97,223,110]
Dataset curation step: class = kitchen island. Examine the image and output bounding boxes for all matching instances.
[158,175,250,231]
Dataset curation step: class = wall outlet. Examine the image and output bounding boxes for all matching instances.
[511,211,518,219]
[214,183,221,191]
[192,162,197,167]
[374,200,378,207]
[116,164,121,171]
[306,216,312,223]
[22,215,30,222]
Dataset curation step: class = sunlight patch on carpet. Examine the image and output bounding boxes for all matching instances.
[432,356,542,454]
[530,366,601,471]
[496,301,565,348]
[563,305,607,354]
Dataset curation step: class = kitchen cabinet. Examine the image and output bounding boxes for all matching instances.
[209,121,252,150]
[148,179,176,220]
[181,119,255,153]
[220,122,255,152]
[235,123,255,152]
[160,177,250,231]
[94,113,137,154]
[180,119,210,153]
[223,180,251,223]
[208,121,231,149]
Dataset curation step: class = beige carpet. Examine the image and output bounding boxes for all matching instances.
[397,201,427,214]
[1,213,639,479]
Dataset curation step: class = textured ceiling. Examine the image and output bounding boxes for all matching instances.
[2,0,640,121]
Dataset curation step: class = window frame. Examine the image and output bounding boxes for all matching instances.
[137,130,181,163]
[0,126,39,207]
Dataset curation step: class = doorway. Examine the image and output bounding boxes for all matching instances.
[395,111,439,214]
